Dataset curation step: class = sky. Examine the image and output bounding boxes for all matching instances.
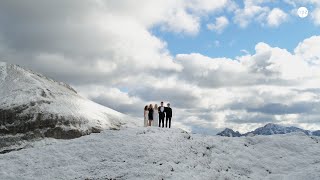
[0,0,320,134]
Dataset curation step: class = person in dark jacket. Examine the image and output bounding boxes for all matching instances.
[158,101,165,128]
[148,104,154,126]
[165,103,172,128]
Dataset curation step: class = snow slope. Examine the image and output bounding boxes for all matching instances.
[1,127,320,180]
[0,62,139,151]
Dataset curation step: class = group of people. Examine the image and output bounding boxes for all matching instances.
[144,102,173,128]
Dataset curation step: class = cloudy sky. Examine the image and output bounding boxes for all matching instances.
[1,0,320,134]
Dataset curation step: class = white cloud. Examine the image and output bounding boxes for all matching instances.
[0,1,186,84]
[186,0,229,14]
[233,0,269,28]
[267,8,288,27]
[295,36,320,65]
[110,0,230,35]
[233,1,288,28]
[161,9,200,35]
[171,37,320,132]
[240,49,250,54]
[207,16,229,33]
[312,8,320,25]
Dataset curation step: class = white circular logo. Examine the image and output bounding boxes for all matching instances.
[297,7,308,18]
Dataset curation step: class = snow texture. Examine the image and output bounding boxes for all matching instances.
[1,127,320,180]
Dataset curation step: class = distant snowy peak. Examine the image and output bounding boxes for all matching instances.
[0,62,139,150]
[246,123,311,136]
[217,128,242,137]
[312,130,320,136]
[217,123,318,137]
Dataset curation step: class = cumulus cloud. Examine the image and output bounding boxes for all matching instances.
[233,0,269,28]
[295,36,320,65]
[312,8,320,25]
[207,16,229,33]
[171,37,320,132]
[0,0,184,86]
[0,0,234,85]
[234,1,288,28]
[267,8,288,27]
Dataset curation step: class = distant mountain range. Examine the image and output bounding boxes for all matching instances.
[217,123,319,137]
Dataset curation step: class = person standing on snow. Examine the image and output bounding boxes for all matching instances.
[144,105,148,127]
[158,102,166,128]
[165,103,172,128]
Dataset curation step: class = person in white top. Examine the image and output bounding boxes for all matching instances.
[153,104,158,127]
[144,105,148,127]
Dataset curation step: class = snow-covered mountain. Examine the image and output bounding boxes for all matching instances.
[312,130,320,136]
[1,127,320,179]
[217,123,318,137]
[217,128,242,137]
[0,62,139,152]
[245,123,312,136]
